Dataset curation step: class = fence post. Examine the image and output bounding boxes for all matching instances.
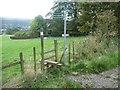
[79,42,80,59]
[33,47,36,72]
[54,39,58,62]
[19,52,24,75]
[40,32,44,72]
[73,41,75,60]
[68,43,71,64]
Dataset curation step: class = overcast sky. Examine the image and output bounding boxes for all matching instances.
[0,0,54,19]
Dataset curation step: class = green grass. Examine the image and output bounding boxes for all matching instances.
[1,35,85,84]
[2,35,85,65]
[63,50,118,74]
[1,35,119,87]
[21,49,118,88]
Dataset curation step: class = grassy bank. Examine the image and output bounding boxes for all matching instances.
[63,50,118,75]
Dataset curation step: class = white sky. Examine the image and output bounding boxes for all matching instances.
[0,0,54,19]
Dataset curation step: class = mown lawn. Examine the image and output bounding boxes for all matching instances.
[2,35,86,64]
[1,35,85,84]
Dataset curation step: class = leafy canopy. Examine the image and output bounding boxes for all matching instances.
[30,15,46,36]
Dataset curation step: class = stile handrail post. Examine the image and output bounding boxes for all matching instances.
[54,39,58,62]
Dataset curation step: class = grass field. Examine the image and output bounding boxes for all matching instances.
[2,35,84,65]
[1,35,85,84]
[1,35,118,87]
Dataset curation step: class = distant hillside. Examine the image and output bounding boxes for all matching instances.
[1,17,31,29]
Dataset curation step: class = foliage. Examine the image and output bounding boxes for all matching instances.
[30,15,46,37]
[95,10,118,39]
[74,10,118,61]
[48,19,64,36]
[6,27,19,35]
[77,2,115,33]
[47,67,63,76]
[65,50,118,74]
[46,2,79,35]
[64,10,118,74]
[47,2,119,36]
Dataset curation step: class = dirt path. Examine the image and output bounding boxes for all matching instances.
[67,67,119,88]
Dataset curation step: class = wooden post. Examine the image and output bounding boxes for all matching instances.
[68,43,71,64]
[79,42,80,59]
[73,41,75,60]
[19,52,24,75]
[54,39,58,62]
[33,47,36,72]
[40,32,44,72]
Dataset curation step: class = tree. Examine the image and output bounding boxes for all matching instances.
[46,2,79,35]
[30,15,46,36]
[95,10,118,45]
[48,18,64,36]
[77,2,119,34]
[47,2,119,36]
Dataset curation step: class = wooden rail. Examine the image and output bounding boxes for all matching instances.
[2,61,20,70]
[44,55,55,60]
[44,60,58,65]
[44,49,55,54]
[2,52,24,75]
[60,47,67,63]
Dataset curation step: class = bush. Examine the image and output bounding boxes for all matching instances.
[13,31,36,39]
[6,27,19,35]
[74,10,118,61]
[69,51,118,74]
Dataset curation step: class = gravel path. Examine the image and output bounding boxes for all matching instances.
[67,67,119,88]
